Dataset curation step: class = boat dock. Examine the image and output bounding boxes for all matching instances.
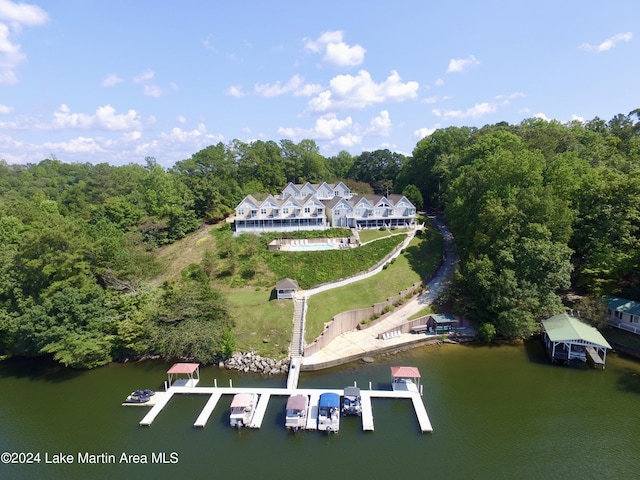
[130,363,433,433]
[136,385,432,433]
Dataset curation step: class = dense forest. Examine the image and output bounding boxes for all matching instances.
[1,111,639,367]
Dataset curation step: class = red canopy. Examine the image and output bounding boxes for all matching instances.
[167,363,200,375]
[390,366,421,378]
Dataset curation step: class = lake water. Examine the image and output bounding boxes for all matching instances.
[1,340,639,480]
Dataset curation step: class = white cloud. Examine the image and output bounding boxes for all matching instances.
[133,69,154,84]
[435,78,445,86]
[0,0,48,85]
[303,30,365,67]
[580,32,633,52]
[433,92,523,120]
[307,70,419,113]
[225,85,247,97]
[51,104,142,131]
[0,103,12,114]
[254,74,321,98]
[446,55,479,73]
[42,136,105,154]
[0,0,49,26]
[414,127,437,140]
[177,115,186,124]
[143,84,164,97]
[365,110,392,136]
[571,114,585,123]
[335,132,362,148]
[278,113,354,141]
[101,73,123,87]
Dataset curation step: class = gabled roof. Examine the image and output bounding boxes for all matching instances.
[301,196,324,207]
[388,194,412,206]
[324,196,351,209]
[608,296,640,316]
[349,195,374,208]
[391,366,421,378]
[541,314,612,349]
[276,278,299,290]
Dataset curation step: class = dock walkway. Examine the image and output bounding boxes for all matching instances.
[136,385,432,433]
[193,392,223,427]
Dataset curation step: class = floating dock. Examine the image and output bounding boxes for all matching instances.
[134,385,432,433]
[193,392,223,427]
[360,392,374,431]
[130,362,432,433]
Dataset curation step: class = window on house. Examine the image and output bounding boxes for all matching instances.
[261,208,267,215]
[238,209,245,215]
[304,207,311,213]
[283,207,289,214]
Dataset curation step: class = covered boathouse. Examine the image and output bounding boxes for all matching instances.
[541,314,612,368]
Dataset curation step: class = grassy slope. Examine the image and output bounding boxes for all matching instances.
[151,224,443,357]
[305,228,443,341]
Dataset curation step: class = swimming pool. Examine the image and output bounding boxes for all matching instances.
[285,243,336,251]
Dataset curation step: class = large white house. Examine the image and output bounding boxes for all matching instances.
[234,182,417,233]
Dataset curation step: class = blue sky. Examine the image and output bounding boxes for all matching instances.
[0,0,638,167]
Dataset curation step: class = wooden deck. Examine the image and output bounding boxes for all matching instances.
[133,385,433,433]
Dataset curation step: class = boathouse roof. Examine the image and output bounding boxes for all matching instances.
[541,314,611,349]
[391,366,421,378]
[166,363,200,374]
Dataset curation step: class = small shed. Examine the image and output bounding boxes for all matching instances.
[427,314,459,333]
[166,362,200,387]
[275,278,299,300]
[541,314,612,368]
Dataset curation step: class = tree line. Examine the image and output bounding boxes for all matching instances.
[1,111,639,366]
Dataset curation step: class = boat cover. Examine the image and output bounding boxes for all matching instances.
[286,395,307,410]
[231,393,254,408]
[318,393,340,408]
[343,386,360,398]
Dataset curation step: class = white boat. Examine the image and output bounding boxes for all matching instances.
[317,393,340,433]
[229,393,258,428]
[285,394,309,432]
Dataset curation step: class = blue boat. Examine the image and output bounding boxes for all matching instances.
[317,393,340,433]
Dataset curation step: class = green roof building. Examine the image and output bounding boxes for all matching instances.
[541,314,612,368]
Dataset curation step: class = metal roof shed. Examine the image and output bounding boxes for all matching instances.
[541,314,612,368]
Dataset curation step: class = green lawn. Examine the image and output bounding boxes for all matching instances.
[226,287,294,358]
[358,229,400,243]
[305,227,443,341]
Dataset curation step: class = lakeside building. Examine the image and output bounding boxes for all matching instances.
[234,182,417,233]
[541,314,612,368]
[607,296,640,335]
